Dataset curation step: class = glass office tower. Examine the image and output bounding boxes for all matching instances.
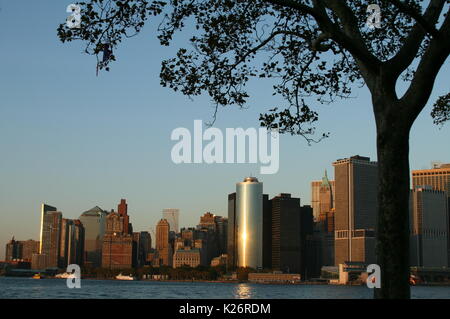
[236,177,263,269]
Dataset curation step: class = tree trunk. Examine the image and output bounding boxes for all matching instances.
[375,113,412,299]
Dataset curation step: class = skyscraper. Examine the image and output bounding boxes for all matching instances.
[271,193,302,273]
[319,170,334,215]
[215,216,228,255]
[102,199,133,269]
[163,209,180,234]
[410,188,449,267]
[311,172,336,221]
[79,206,108,267]
[39,204,57,254]
[333,155,378,265]
[412,164,450,266]
[5,237,20,261]
[227,192,237,270]
[155,219,173,266]
[59,219,85,268]
[262,194,272,269]
[59,218,72,268]
[39,204,62,268]
[236,177,263,269]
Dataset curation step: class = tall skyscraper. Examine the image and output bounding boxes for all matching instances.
[319,170,334,215]
[227,192,237,270]
[39,204,57,254]
[59,218,72,268]
[39,204,62,268]
[410,188,449,267]
[262,194,272,269]
[155,219,173,266]
[79,206,108,267]
[59,219,85,268]
[5,237,20,261]
[163,209,180,234]
[311,172,335,221]
[215,216,228,255]
[102,199,133,269]
[236,177,263,269]
[412,163,450,266]
[333,155,378,266]
[271,193,302,273]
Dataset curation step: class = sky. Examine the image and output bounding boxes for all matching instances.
[0,1,449,258]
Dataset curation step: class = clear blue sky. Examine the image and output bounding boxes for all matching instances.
[0,1,449,258]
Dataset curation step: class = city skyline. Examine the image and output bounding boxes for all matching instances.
[2,161,449,261]
[1,1,449,264]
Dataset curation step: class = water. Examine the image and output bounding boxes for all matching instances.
[0,277,448,299]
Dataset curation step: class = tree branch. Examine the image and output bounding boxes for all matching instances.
[401,7,450,124]
[387,0,441,37]
[385,0,446,78]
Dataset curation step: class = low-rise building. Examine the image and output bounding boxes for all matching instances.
[173,248,201,268]
[248,272,301,283]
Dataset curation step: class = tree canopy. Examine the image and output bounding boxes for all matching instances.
[58,0,449,142]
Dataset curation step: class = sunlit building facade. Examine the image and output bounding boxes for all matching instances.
[236,177,263,269]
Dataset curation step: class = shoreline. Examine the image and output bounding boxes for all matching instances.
[9,276,449,287]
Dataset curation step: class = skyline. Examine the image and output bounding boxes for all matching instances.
[1,1,450,260]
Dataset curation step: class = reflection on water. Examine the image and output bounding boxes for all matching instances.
[0,277,448,299]
[234,284,253,299]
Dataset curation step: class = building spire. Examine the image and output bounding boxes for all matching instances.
[321,169,330,187]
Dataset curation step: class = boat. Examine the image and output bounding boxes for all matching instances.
[115,273,136,281]
[54,272,74,279]
[32,274,42,279]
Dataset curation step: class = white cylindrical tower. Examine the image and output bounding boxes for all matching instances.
[236,177,263,269]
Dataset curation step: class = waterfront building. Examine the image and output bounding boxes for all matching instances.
[215,216,228,255]
[31,253,48,270]
[5,238,40,264]
[227,192,237,270]
[262,194,271,269]
[333,155,378,266]
[79,206,108,267]
[155,219,173,267]
[271,193,302,274]
[236,177,263,269]
[59,219,84,267]
[19,239,40,262]
[5,237,21,261]
[248,272,301,283]
[173,247,201,268]
[316,208,336,266]
[412,163,450,266]
[102,199,133,269]
[410,188,449,267]
[39,204,62,268]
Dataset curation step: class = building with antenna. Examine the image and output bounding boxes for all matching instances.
[163,208,180,234]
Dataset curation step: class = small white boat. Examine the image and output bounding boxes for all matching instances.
[115,273,136,281]
[54,272,74,279]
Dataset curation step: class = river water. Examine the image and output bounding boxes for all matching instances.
[0,277,448,299]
